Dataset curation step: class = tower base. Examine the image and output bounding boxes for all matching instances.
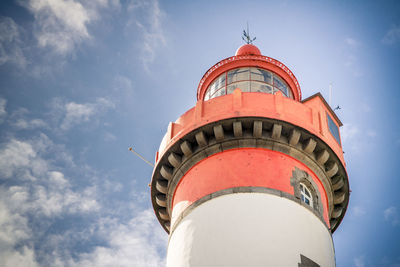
[167,193,335,267]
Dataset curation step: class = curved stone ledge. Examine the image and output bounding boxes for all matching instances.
[150,117,350,234]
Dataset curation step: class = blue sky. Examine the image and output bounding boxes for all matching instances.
[0,0,399,266]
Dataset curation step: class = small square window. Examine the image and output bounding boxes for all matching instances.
[327,112,341,145]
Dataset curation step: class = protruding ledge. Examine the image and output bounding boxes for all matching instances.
[271,124,282,140]
[195,131,208,147]
[180,141,193,156]
[160,165,172,180]
[317,150,330,165]
[233,121,243,137]
[253,121,263,138]
[289,129,300,146]
[213,125,225,141]
[156,180,168,194]
[304,138,317,154]
[168,153,182,168]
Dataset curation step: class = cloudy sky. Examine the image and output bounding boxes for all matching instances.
[0,0,400,266]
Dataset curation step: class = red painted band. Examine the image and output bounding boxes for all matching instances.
[171,148,329,226]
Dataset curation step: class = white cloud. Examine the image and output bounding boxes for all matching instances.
[0,134,103,266]
[70,209,167,267]
[60,97,114,130]
[0,136,100,214]
[23,0,91,55]
[354,255,365,267]
[13,118,48,130]
[384,206,399,226]
[0,139,39,179]
[382,25,400,45]
[0,97,6,123]
[341,123,359,143]
[128,0,166,70]
[0,17,26,67]
[22,0,118,56]
[7,107,48,130]
[0,246,38,267]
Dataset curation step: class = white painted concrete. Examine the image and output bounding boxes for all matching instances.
[167,193,335,267]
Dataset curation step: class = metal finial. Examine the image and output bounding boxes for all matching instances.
[242,22,256,44]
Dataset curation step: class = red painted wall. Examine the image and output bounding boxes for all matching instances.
[172,148,330,226]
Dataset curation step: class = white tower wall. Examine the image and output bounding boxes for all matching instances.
[167,193,335,267]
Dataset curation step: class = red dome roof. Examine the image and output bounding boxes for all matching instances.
[235,44,261,56]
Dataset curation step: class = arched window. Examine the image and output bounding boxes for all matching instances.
[291,167,323,217]
[299,182,313,208]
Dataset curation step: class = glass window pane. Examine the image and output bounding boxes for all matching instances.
[227,68,250,84]
[215,73,226,90]
[273,75,288,96]
[251,81,273,93]
[305,189,311,197]
[251,68,272,84]
[227,81,250,94]
[208,81,218,97]
[327,112,341,145]
[210,87,226,99]
[204,88,211,100]
[305,198,310,205]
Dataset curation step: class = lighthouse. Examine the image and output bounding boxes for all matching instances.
[150,40,349,267]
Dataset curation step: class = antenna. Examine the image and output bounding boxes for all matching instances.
[129,147,154,167]
[242,22,256,44]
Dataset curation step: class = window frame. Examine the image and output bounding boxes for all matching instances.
[300,182,313,208]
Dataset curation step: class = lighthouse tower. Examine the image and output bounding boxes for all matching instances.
[150,42,349,267]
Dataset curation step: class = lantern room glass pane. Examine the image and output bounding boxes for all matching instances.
[227,81,250,94]
[251,68,272,84]
[203,67,294,101]
[273,75,288,96]
[211,87,226,98]
[251,81,273,93]
[227,68,250,84]
[214,73,226,90]
[207,82,217,98]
